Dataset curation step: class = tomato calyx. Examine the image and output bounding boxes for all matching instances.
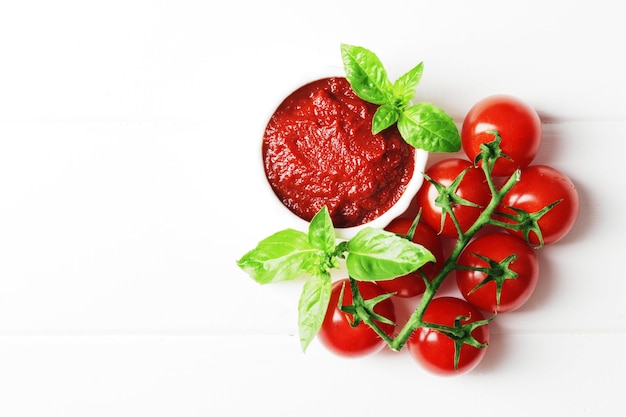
[457,253,519,309]
[495,199,562,248]
[472,130,512,172]
[423,167,483,237]
[338,278,396,342]
[425,314,494,371]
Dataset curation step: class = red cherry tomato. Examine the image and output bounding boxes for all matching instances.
[317,279,395,357]
[456,232,539,313]
[461,95,542,177]
[498,165,579,246]
[376,217,444,298]
[413,158,491,238]
[407,297,490,375]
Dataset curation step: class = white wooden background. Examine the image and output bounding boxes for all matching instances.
[0,1,624,416]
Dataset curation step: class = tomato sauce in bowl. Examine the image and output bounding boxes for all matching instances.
[262,76,427,237]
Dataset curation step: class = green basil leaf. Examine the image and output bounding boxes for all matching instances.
[237,229,322,284]
[346,227,435,281]
[340,44,393,105]
[372,104,400,134]
[298,271,332,352]
[393,61,424,107]
[397,102,461,152]
[308,206,335,253]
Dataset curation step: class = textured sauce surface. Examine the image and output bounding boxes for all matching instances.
[262,77,415,228]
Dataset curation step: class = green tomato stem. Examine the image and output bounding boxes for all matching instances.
[347,277,396,346]
[386,164,521,351]
[360,306,395,346]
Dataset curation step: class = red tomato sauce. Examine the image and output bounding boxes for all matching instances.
[262,77,415,228]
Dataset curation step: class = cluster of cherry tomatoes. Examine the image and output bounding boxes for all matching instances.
[316,95,580,375]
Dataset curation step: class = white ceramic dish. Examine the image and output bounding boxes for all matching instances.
[258,67,429,239]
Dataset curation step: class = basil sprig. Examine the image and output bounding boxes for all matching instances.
[237,207,435,352]
[340,44,460,153]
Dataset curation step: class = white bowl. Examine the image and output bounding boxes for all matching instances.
[258,68,429,240]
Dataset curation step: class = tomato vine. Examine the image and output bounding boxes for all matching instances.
[357,133,525,352]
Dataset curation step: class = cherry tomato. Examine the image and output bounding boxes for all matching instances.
[461,95,542,177]
[412,158,491,238]
[406,297,490,376]
[376,217,444,298]
[498,165,579,246]
[317,279,395,357]
[456,232,539,313]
